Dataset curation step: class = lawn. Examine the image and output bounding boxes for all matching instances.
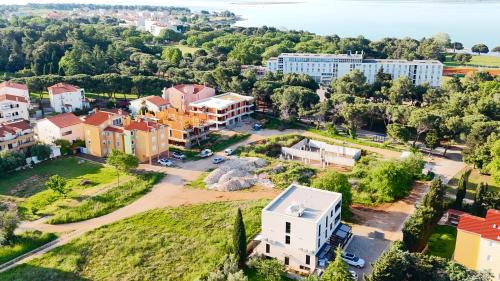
[0,157,117,198]
[447,167,499,200]
[444,54,500,68]
[0,231,57,265]
[172,44,201,54]
[426,225,457,259]
[47,172,163,224]
[185,171,210,189]
[0,200,268,281]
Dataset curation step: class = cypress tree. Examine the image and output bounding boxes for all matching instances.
[233,208,247,269]
[454,169,470,209]
[472,182,488,216]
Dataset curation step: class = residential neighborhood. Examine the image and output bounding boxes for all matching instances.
[0,2,499,281]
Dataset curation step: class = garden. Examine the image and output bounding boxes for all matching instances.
[0,200,268,281]
[425,225,457,259]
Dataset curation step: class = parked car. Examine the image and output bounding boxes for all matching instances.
[199,149,213,158]
[157,158,173,167]
[172,151,186,160]
[349,270,358,280]
[252,123,262,131]
[342,253,365,268]
[224,148,234,155]
[212,157,225,164]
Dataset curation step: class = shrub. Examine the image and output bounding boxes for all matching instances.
[312,170,352,213]
[0,204,19,245]
[364,161,413,202]
[28,144,51,161]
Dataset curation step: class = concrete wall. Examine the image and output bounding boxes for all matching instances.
[454,230,481,269]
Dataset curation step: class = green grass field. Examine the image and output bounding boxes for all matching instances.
[444,54,500,68]
[0,231,57,265]
[447,167,499,200]
[426,225,457,259]
[0,200,268,281]
[172,44,201,54]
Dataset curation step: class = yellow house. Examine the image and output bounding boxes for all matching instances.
[454,209,500,280]
[83,109,169,163]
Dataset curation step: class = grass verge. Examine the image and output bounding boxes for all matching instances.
[426,225,457,259]
[47,172,163,224]
[0,231,57,265]
[185,171,210,189]
[0,200,268,281]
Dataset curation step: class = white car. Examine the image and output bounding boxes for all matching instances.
[157,158,173,167]
[349,270,358,280]
[224,148,234,155]
[342,253,365,268]
[172,151,186,160]
[199,149,213,158]
[212,157,225,164]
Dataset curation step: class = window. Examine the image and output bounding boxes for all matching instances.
[285,235,290,244]
[62,130,72,136]
[325,229,327,238]
[335,215,341,224]
[284,256,289,266]
[318,225,321,236]
[266,243,270,254]
[318,239,320,248]
[286,222,291,234]
[305,255,310,265]
[335,202,341,212]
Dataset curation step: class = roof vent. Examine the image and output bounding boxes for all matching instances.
[286,202,305,217]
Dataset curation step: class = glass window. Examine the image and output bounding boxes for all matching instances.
[285,235,290,244]
[286,222,291,234]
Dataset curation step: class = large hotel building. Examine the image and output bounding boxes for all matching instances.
[267,53,443,87]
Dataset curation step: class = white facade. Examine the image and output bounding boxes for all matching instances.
[129,96,169,115]
[0,96,30,123]
[0,82,30,108]
[477,238,500,280]
[48,85,86,113]
[256,184,343,273]
[267,53,443,87]
[35,113,84,145]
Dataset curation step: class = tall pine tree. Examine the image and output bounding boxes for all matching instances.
[454,169,471,209]
[322,247,352,281]
[233,208,247,269]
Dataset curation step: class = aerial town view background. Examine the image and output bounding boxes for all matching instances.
[0,1,498,281]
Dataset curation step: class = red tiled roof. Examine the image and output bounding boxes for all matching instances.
[46,113,82,129]
[145,96,169,107]
[124,120,160,132]
[0,120,32,137]
[0,81,28,91]
[84,111,113,126]
[48,83,80,95]
[458,209,500,242]
[101,109,129,116]
[0,94,28,103]
[104,126,124,133]
[173,84,208,95]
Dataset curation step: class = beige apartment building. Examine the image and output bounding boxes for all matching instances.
[0,120,35,153]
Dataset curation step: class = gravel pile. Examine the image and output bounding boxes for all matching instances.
[205,157,271,191]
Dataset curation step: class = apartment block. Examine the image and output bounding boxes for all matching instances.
[0,81,31,108]
[83,109,169,162]
[0,120,35,153]
[0,94,30,123]
[129,95,170,115]
[162,84,215,112]
[454,209,500,280]
[189,93,254,129]
[48,83,88,113]
[255,184,352,273]
[35,112,84,144]
[267,53,443,87]
[148,108,211,148]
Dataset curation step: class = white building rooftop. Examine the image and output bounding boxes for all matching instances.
[264,184,341,222]
[189,93,253,110]
[278,53,364,59]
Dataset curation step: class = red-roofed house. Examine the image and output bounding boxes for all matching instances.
[0,81,30,103]
[129,95,169,115]
[48,83,88,113]
[0,120,35,152]
[35,113,84,144]
[0,94,30,123]
[162,84,215,111]
[454,209,500,280]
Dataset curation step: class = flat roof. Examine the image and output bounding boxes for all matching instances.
[279,53,363,59]
[189,93,253,110]
[264,184,341,222]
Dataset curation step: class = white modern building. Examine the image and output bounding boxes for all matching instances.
[255,184,352,273]
[0,81,31,108]
[189,93,254,129]
[129,95,169,115]
[48,83,88,113]
[267,53,443,87]
[0,94,30,123]
[35,112,84,145]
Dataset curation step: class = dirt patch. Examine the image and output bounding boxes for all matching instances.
[8,175,48,197]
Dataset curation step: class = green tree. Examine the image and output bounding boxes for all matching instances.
[454,169,471,209]
[340,103,367,138]
[365,160,414,202]
[106,150,139,185]
[45,174,69,197]
[424,130,439,151]
[233,208,247,269]
[28,144,52,161]
[387,123,410,144]
[0,203,19,245]
[271,86,319,121]
[472,182,488,216]
[366,242,410,281]
[312,171,352,214]
[54,139,72,155]
[487,139,500,185]
[248,257,285,281]
[492,46,500,53]
[471,44,489,55]
[161,47,182,65]
[322,247,352,281]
